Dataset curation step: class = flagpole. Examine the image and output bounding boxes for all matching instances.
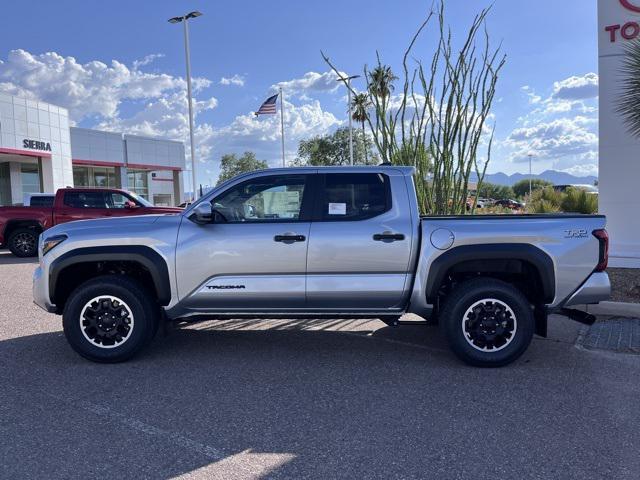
[279,87,285,167]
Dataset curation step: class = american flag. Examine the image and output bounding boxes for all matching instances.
[255,94,278,116]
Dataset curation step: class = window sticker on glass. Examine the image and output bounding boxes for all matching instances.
[328,202,347,215]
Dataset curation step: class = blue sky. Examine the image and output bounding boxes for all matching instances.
[0,0,599,184]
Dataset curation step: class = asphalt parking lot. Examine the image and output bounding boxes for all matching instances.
[1,251,640,479]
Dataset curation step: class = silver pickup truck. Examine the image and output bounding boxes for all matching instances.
[33,166,610,366]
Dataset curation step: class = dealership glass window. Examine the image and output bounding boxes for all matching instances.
[0,163,11,206]
[21,163,41,195]
[127,169,149,200]
[153,194,172,206]
[73,166,117,188]
[73,166,90,187]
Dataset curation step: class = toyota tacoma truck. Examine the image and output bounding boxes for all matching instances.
[1,187,181,257]
[32,166,611,367]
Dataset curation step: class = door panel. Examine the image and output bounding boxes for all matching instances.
[175,173,314,312]
[306,173,413,310]
[176,221,310,310]
[306,274,408,309]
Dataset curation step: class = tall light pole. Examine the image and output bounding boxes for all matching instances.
[528,153,534,197]
[169,11,202,200]
[279,87,285,167]
[336,74,360,165]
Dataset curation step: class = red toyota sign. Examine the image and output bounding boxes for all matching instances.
[621,0,640,13]
[604,0,640,42]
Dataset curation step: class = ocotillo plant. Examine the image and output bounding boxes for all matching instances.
[323,1,505,215]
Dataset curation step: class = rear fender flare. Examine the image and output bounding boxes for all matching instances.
[425,243,555,304]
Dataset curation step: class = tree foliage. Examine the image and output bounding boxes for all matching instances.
[217,151,268,185]
[476,182,514,200]
[351,93,372,163]
[322,1,505,215]
[512,179,552,199]
[617,38,640,137]
[295,127,377,166]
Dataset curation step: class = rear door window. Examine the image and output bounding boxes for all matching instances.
[318,173,390,221]
[63,191,107,209]
[29,196,54,207]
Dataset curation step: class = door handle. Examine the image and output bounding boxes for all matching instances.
[373,232,405,242]
[274,234,306,243]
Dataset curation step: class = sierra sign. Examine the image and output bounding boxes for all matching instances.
[605,0,640,42]
[22,139,52,152]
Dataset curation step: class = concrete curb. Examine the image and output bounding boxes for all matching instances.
[574,301,640,318]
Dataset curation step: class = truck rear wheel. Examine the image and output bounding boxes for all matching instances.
[440,278,534,367]
[62,275,158,363]
[8,228,39,257]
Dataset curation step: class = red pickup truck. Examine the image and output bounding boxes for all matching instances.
[0,188,181,257]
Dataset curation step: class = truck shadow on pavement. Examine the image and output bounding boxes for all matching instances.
[2,320,640,479]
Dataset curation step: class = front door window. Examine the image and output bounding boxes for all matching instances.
[212,174,308,222]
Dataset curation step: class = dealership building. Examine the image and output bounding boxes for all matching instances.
[599,0,640,267]
[0,93,186,206]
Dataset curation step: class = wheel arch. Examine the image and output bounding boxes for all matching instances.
[50,246,171,309]
[425,243,555,305]
[4,219,45,240]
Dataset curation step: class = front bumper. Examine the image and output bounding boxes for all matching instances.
[33,266,57,313]
[563,272,611,307]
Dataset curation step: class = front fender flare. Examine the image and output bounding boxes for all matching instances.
[49,245,171,306]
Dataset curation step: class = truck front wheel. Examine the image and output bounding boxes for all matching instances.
[8,228,39,257]
[62,275,158,363]
[440,278,534,367]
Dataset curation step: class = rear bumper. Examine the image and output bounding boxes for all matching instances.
[33,266,57,313]
[563,272,611,307]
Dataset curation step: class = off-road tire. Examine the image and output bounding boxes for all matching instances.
[440,277,534,367]
[62,275,158,363]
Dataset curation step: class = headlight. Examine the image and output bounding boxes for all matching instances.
[42,234,67,256]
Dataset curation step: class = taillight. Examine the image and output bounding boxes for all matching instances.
[592,229,609,272]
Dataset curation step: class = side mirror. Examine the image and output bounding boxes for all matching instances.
[190,202,213,224]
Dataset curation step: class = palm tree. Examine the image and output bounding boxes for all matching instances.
[367,65,398,99]
[351,93,371,164]
[618,39,640,137]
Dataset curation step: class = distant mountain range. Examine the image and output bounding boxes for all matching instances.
[471,170,598,187]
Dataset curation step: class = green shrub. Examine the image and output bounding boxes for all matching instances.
[561,187,598,214]
[476,205,514,215]
[513,179,552,199]
[526,187,563,213]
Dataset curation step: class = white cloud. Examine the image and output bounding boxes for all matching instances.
[521,85,541,104]
[132,53,165,69]
[219,74,245,87]
[0,49,213,122]
[210,99,342,167]
[0,49,344,182]
[552,72,598,100]
[507,117,597,164]
[555,163,598,177]
[503,73,600,176]
[273,71,344,96]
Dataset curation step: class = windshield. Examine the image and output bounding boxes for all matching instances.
[128,191,154,207]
